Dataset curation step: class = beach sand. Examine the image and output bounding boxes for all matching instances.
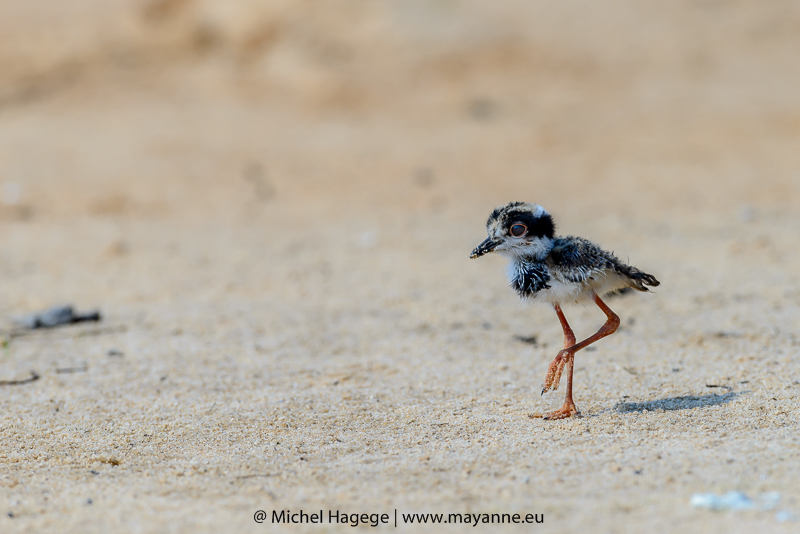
[1,1,799,532]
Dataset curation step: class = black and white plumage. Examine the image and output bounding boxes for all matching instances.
[471,202,660,420]
[471,202,659,303]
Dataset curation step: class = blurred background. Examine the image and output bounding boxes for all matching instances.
[1,0,799,332]
[0,0,798,333]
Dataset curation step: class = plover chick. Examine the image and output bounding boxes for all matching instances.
[470,202,660,420]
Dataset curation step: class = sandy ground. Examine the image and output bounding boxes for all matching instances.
[1,1,800,532]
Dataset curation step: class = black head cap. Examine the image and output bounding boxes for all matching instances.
[486,202,555,239]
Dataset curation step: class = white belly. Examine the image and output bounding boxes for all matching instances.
[520,268,631,306]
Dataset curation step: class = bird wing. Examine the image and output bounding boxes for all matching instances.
[547,237,611,283]
[548,236,660,291]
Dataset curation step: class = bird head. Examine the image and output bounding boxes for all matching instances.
[470,202,556,260]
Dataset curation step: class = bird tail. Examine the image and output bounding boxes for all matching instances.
[627,270,660,291]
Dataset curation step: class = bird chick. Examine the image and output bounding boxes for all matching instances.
[471,202,660,419]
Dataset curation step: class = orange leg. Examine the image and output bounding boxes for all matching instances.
[533,294,620,420]
[541,303,576,394]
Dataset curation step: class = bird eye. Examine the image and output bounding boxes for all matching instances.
[510,224,527,237]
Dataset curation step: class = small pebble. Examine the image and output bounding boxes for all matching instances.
[691,491,752,510]
[18,305,101,329]
[691,491,782,511]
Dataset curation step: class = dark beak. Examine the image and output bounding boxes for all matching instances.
[470,237,499,259]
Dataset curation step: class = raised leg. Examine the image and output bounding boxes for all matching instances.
[533,294,620,420]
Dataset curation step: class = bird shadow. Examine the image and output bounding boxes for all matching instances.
[614,391,741,413]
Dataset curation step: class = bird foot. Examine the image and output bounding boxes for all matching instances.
[541,350,570,394]
[530,401,579,420]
